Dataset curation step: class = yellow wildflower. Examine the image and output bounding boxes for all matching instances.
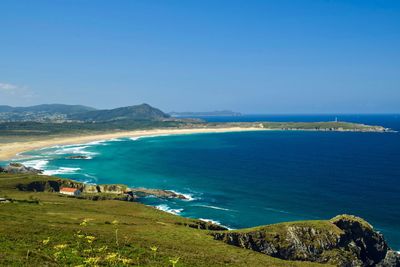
[150,246,158,252]
[169,257,180,267]
[105,252,119,262]
[53,244,68,250]
[80,218,92,226]
[120,258,133,265]
[111,219,119,225]
[84,257,100,265]
[97,245,108,252]
[42,237,50,245]
[85,235,96,243]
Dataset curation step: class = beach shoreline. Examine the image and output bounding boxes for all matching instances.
[0,127,265,161]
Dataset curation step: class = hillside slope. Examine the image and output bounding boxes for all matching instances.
[68,103,170,122]
[0,173,323,267]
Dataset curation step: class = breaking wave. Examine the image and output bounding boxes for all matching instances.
[155,204,183,215]
[22,159,49,170]
[43,167,81,176]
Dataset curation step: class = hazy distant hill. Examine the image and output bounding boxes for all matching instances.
[0,103,170,122]
[169,110,242,117]
[68,103,170,122]
[0,104,95,114]
[0,104,96,122]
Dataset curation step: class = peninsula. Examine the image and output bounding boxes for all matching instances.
[0,104,392,160]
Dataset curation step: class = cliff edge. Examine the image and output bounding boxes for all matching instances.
[212,215,400,266]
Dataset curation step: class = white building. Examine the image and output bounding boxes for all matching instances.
[59,187,81,196]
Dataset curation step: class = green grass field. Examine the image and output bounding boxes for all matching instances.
[0,173,327,266]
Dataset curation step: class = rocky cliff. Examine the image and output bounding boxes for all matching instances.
[212,215,400,266]
[15,176,188,200]
[0,163,43,174]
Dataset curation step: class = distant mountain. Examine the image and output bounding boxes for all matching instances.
[0,104,96,114]
[169,110,242,117]
[69,103,170,122]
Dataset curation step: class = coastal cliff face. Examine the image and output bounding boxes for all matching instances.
[212,215,400,266]
[15,176,188,200]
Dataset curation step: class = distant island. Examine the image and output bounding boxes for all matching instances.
[169,110,242,117]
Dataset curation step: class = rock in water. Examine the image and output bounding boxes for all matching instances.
[66,155,89,159]
[212,214,400,266]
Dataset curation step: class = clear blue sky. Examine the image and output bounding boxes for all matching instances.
[0,0,399,113]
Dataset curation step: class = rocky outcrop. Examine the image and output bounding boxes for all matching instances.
[66,155,89,159]
[85,184,128,194]
[177,220,228,231]
[16,177,188,200]
[16,179,83,192]
[129,188,188,200]
[378,251,400,267]
[0,163,43,174]
[212,215,400,267]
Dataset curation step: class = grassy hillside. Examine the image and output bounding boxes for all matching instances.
[68,104,170,122]
[0,173,325,267]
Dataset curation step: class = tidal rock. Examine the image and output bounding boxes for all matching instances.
[129,188,188,200]
[66,155,89,159]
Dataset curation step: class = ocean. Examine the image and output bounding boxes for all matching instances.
[9,114,400,250]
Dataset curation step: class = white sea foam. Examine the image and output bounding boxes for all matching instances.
[198,218,233,230]
[43,167,81,176]
[129,134,172,142]
[108,138,124,142]
[82,174,98,183]
[198,218,221,225]
[23,159,49,170]
[195,205,232,211]
[168,190,198,201]
[50,145,98,157]
[155,204,183,215]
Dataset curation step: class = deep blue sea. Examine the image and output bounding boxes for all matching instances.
[7,114,400,249]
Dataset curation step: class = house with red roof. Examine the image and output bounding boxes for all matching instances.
[59,187,81,196]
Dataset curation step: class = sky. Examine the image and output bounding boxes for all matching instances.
[0,0,399,113]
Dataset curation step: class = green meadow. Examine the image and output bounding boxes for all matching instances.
[0,173,326,266]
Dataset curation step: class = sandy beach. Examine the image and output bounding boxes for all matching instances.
[0,127,265,161]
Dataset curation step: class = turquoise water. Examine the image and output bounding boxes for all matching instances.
[7,115,400,250]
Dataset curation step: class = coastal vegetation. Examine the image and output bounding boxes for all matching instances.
[1,170,399,266]
[0,172,324,267]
